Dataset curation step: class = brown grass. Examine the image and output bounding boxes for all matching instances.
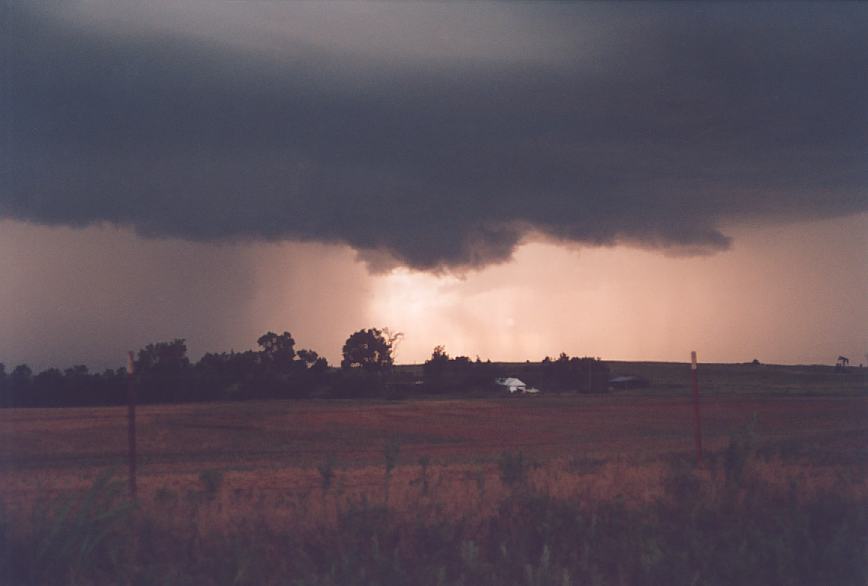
[1,393,866,532]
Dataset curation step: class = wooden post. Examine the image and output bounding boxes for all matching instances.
[126,351,137,498]
[691,351,703,465]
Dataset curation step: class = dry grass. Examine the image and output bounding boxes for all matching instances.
[1,394,865,532]
[1,390,866,584]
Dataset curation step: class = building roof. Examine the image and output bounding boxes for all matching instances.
[496,377,526,387]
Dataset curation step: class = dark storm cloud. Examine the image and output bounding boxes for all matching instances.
[2,2,866,271]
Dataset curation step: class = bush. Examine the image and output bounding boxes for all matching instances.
[10,471,134,584]
[317,454,337,493]
[724,414,758,487]
[497,451,529,488]
[198,469,225,499]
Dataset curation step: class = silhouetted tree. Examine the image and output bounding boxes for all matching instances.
[33,368,64,406]
[8,364,32,406]
[64,365,88,378]
[192,333,329,401]
[0,363,7,407]
[423,346,497,394]
[61,365,91,402]
[341,328,395,372]
[135,339,192,402]
[298,349,328,374]
[333,328,397,397]
[196,350,261,401]
[257,331,296,374]
[10,364,31,381]
[423,345,450,383]
[540,353,609,392]
[0,330,336,407]
[91,368,125,405]
[136,339,190,374]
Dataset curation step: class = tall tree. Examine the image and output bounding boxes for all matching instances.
[136,339,190,374]
[341,328,395,372]
[257,331,296,373]
[423,345,450,382]
[135,339,191,402]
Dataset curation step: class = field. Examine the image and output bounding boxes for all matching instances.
[0,362,866,584]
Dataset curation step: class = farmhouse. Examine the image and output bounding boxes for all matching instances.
[495,377,525,392]
[495,377,540,394]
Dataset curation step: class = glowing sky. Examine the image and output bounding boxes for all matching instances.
[0,213,864,371]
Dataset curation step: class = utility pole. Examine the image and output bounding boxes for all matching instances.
[127,351,137,498]
[691,351,703,465]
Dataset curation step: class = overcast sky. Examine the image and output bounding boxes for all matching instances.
[1,2,866,370]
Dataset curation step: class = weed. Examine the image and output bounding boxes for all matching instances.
[199,469,225,499]
[154,486,178,508]
[2,461,867,585]
[498,451,529,488]
[317,453,337,494]
[724,413,758,487]
[567,455,605,474]
[24,470,134,584]
[383,436,402,506]
[663,457,702,505]
[383,436,402,476]
[411,455,432,496]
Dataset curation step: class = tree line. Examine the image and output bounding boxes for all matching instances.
[422,347,609,394]
[0,330,608,408]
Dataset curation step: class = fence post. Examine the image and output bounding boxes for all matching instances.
[691,350,703,465]
[127,351,137,497]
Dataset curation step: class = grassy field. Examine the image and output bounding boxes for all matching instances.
[0,362,865,584]
[0,362,865,515]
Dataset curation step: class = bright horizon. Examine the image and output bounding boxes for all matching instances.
[1,212,864,372]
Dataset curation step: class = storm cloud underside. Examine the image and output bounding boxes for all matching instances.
[3,3,866,271]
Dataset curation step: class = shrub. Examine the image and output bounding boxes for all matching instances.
[383,436,402,505]
[317,454,337,493]
[497,451,529,488]
[199,469,225,499]
[17,470,134,584]
[724,414,758,487]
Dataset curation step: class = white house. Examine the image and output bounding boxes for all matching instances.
[495,377,527,393]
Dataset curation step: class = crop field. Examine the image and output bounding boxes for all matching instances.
[0,363,866,584]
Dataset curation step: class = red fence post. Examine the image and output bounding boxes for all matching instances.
[691,350,703,465]
[127,351,137,498]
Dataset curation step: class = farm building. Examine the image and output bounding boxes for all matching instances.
[495,377,540,394]
[495,377,526,392]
